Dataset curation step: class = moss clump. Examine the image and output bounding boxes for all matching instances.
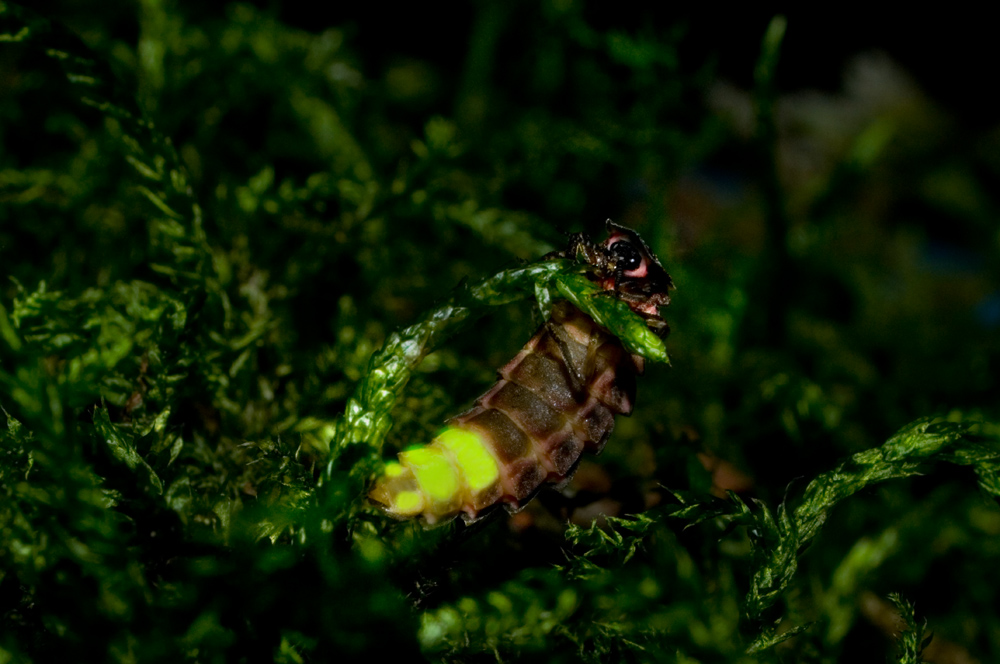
[2,4,1000,663]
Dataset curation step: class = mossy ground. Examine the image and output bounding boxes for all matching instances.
[2,4,999,663]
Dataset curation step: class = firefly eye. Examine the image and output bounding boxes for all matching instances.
[609,240,642,272]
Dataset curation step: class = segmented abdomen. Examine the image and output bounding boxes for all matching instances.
[370,301,644,524]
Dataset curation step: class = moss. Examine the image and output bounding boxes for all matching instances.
[2,3,1000,663]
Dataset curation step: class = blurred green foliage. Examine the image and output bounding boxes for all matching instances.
[2,2,999,662]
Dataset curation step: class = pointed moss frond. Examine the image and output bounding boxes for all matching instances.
[561,513,657,580]
[660,418,999,654]
[676,417,1000,654]
[551,272,669,363]
[0,2,209,288]
[888,593,931,664]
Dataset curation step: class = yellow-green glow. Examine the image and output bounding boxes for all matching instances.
[383,461,406,478]
[393,490,424,515]
[401,446,459,502]
[435,426,499,492]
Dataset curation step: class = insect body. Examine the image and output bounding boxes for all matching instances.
[370,221,673,524]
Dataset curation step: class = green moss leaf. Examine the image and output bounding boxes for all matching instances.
[92,405,164,496]
[553,271,669,363]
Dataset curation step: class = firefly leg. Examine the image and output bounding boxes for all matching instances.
[542,232,587,261]
[555,232,606,268]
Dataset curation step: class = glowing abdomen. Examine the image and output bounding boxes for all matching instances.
[370,302,642,525]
